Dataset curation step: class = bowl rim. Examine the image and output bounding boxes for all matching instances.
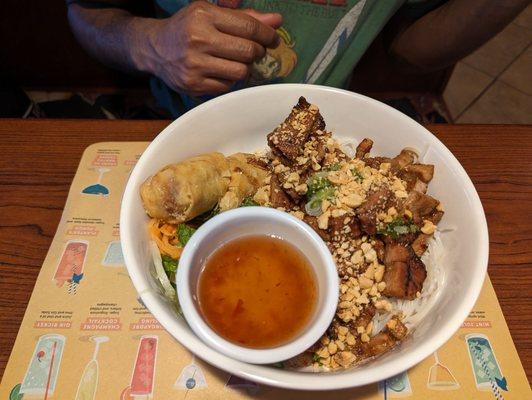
[120,83,489,390]
[176,206,339,364]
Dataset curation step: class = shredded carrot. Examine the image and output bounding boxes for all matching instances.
[148,219,183,259]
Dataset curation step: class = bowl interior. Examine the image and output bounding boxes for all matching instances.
[120,84,488,390]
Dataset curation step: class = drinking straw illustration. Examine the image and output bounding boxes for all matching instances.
[427,351,460,390]
[44,341,57,400]
[75,336,109,400]
[82,168,110,195]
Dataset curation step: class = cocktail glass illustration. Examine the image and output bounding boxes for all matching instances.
[121,335,158,399]
[101,240,124,267]
[427,351,460,390]
[174,354,207,391]
[53,240,88,294]
[82,168,110,196]
[379,370,412,398]
[74,336,109,400]
[466,333,508,395]
[20,334,66,398]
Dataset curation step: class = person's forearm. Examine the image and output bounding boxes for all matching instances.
[67,3,157,74]
[390,0,529,72]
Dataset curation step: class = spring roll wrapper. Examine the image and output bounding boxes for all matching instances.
[218,153,269,211]
[140,152,231,223]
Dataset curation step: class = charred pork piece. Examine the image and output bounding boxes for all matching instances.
[328,216,363,240]
[356,188,396,235]
[404,190,439,224]
[361,317,407,358]
[267,96,325,163]
[373,239,386,262]
[406,252,427,299]
[390,149,417,173]
[398,163,434,192]
[364,156,391,170]
[303,215,331,241]
[412,233,430,256]
[269,173,294,209]
[427,209,445,225]
[382,243,427,300]
[355,138,373,159]
[276,136,330,202]
[350,304,376,331]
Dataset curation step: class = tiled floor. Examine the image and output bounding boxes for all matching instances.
[443,4,532,124]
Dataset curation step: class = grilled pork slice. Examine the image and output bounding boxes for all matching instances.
[412,233,430,256]
[398,163,435,192]
[328,215,363,240]
[269,173,294,209]
[361,316,407,358]
[355,138,373,159]
[390,149,417,173]
[382,243,427,300]
[356,188,396,235]
[404,190,439,224]
[267,96,325,162]
[304,215,331,241]
[349,304,376,332]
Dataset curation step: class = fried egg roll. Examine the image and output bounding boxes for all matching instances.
[140,152,268,223]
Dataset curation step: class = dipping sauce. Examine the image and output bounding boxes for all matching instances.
[198,235,317,349]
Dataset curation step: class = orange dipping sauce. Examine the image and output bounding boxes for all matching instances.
[198,235,317,349]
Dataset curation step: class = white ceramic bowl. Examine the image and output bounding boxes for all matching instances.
[176,207,339,364]
[120,84,489,390]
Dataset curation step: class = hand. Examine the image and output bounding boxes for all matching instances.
[138,1,282,96]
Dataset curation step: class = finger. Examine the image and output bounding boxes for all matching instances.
[213,8,278,47]
[201,55,250,82]
[193,78,234,96]
[241,9,283,29]
[207,31,265,63]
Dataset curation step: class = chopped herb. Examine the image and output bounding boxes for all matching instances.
[177,224,196,246]
[241,197,259,207]
[305,172,336,216]
[272,362,285,369]
[161,255,178,275]
[161,255,177,287]
[312,352,323,366]
[326,163,341,171]
[378,217,419,239]
[351,169,364,183]
[307,172,334,199]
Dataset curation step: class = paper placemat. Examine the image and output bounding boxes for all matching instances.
[1,142,529,400]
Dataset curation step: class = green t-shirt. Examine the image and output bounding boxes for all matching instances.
[152,0,436,115]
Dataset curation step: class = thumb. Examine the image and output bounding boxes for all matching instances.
[242,9,283,29]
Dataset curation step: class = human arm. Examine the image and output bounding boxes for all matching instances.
[389,0,529,72]
[66,0,282,95]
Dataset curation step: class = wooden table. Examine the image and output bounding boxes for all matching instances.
[0,120,530,382]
